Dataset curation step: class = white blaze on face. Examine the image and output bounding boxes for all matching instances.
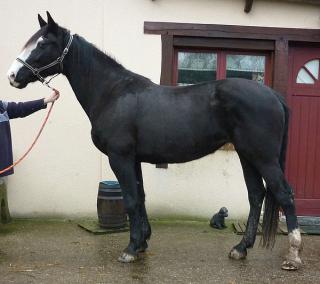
[7,37,44,86]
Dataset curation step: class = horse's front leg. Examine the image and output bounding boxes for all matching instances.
[108,153,143,263]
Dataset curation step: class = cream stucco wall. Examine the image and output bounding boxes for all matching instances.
[0,0,319,219]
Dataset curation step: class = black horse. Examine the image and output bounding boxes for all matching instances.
[7,12,302,270]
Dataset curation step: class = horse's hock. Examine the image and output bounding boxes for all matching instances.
[0,179,11,224]
[97,181,127,229]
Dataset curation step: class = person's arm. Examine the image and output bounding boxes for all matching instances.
[6,90,60,119]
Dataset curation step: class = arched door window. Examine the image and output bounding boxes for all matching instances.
[296,59,319,84]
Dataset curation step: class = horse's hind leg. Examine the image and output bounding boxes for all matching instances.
[135,161,152,252]
[108,153,143,263]
[260,163,302,270]
[229,154,265,260]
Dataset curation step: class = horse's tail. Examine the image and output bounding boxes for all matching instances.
[261,94,289,248]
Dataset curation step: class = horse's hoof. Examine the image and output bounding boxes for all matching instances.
[117,252,137,263]
[228,248,247,260]
[281,258,302,271]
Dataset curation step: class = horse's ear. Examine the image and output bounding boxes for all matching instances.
[38,14,47,28]
[46,11,58,33]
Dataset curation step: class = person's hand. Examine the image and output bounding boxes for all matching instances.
[44,89,60,105]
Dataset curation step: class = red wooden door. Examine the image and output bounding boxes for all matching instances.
[287,47,320,216]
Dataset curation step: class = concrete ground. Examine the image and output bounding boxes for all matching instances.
[0,219,319,284]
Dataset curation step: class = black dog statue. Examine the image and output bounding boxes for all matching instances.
[210,207,228,229]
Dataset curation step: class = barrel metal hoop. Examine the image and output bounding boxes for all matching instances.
[98,196,123,200]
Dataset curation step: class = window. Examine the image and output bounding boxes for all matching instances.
[174,50,271,86]
[296,59,319,84]
[226,54,265,83]
[177,52,217,85]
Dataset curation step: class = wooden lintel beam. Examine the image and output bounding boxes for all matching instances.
[244,0,254,13]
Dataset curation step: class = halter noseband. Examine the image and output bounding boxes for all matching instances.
[16,33,73,89]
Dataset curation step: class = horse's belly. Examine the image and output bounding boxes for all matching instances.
[136,131,227,164]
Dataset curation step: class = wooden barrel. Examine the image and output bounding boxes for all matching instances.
[97,181,127,229]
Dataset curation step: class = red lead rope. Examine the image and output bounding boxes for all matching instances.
[0,99,55,175]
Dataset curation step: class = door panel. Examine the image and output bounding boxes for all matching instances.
[287,47,320,216]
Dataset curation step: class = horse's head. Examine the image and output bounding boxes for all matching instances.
[7,12,70,89]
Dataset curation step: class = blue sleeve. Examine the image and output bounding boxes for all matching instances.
[6,99,47,119]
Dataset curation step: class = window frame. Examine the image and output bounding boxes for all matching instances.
[144,21,320,95]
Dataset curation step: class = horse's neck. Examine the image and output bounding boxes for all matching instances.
[63,35,125,117]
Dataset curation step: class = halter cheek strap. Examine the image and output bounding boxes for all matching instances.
[16,33,73,90]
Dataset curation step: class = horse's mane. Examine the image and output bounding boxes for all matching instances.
[73,34,124,70]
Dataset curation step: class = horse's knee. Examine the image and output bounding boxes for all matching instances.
[123,196,138,215]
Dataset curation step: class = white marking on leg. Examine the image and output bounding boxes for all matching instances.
[118,252,137,263]
[289,228,302,248]
[282,228,302,270]
[229,249,241,259]
[7,37,44,85]
[229,248,246,260]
